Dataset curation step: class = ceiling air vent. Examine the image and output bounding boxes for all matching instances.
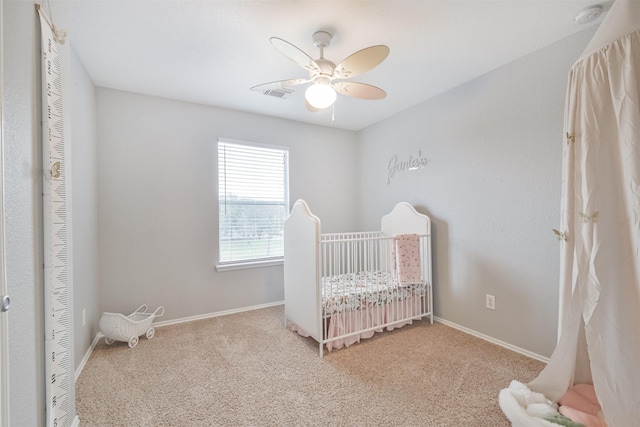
[260,88,293,99]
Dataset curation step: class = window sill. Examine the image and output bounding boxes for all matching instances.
[215,258,283,272]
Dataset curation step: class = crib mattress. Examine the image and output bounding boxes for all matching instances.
[321,271,427,316]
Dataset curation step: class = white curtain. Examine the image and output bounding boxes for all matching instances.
[528,2,640,425]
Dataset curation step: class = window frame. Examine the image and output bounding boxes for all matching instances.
[215,137,289,271]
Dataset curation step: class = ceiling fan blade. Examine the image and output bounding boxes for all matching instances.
[333,45,390,79]
[270,37,320,74]
[334,82,387,100]
[250,78,309,93]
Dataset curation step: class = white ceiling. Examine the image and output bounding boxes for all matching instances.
[66,1,607,131]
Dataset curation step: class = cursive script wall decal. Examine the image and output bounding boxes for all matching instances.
[387,149,430,184]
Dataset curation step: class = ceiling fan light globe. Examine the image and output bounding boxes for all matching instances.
[305,84,337,109]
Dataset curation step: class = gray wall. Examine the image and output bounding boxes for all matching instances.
[70,46,99,372]
[356,28,596,358]
[96,88,358,319]
[4,2,45,424]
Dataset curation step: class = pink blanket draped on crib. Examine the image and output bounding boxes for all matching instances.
[393,234,422,285]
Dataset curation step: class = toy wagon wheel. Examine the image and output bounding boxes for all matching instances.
[128,336,139,348]
[146,327,155,340]
[104,337,114,345]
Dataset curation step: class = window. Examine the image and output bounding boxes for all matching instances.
[217,138,289,267]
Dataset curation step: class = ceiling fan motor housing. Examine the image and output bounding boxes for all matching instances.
[312,58,336,79]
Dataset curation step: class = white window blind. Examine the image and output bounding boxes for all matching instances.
[218,139,289,264]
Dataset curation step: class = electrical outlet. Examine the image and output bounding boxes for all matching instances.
[82,308,86,327]
[486,294,496,310]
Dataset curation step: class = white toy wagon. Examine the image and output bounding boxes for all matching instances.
[99,304,165,348]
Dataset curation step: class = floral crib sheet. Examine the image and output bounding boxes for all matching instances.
[321,271,427,317]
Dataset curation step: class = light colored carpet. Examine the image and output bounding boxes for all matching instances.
[76,305,543,426]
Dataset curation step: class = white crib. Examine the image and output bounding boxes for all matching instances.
[284,199,433,356]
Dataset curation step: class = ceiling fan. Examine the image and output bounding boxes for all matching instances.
[250,31,389,111]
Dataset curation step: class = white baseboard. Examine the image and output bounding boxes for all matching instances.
[152,300,284,329]
[434,316,549,363]
[75,332,103,382]
[74,301,285,381]
[71,415,80,427]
